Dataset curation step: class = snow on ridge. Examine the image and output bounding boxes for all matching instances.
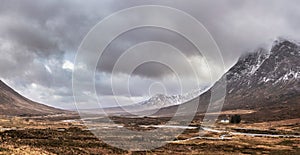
[139,87,208,108]
[249,50,270,75]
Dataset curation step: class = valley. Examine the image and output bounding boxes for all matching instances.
[0,112,300,154]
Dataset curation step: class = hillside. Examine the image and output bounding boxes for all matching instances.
[0,80,65,116]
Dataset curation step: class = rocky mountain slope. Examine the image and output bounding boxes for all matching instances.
[0,80,65,116]
[157,39,300,120]
[222,39,299,109]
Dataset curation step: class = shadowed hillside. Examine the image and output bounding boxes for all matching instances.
[0,80,65,116]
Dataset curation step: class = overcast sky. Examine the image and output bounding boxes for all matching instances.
[0,0,300,109]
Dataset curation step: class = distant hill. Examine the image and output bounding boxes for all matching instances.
[0,80,65,116]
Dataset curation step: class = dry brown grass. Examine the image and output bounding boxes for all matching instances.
[0,115,300,154]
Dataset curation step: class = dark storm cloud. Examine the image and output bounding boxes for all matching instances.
[0,0,300,108]
[0,0,115,108]
[97,27,201,78]
[0,0,93,58]
[154,0,300,66]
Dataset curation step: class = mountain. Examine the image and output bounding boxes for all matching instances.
[98,89,207,115]
[0,80,65,116]
[222,38,299,109]
[139,88,207,109]
[156,38,300,120]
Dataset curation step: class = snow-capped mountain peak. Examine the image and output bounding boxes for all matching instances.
[139,88,208,109]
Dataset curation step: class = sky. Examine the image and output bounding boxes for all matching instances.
[0,0,300,109]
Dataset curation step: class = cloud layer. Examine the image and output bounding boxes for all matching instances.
[0,0,300,109]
